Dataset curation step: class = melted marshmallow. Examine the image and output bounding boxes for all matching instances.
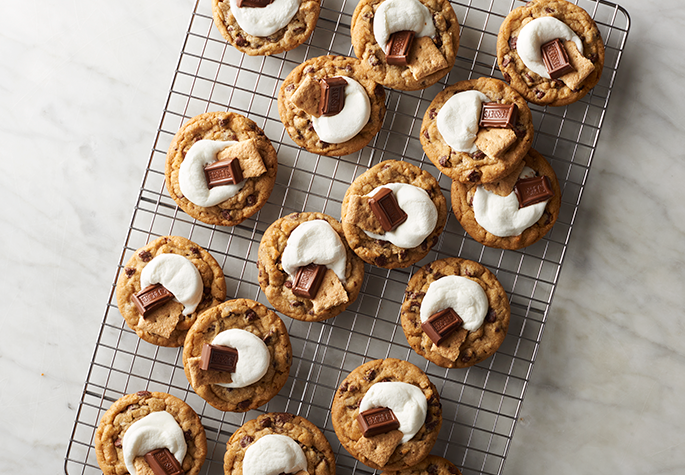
[473,166,548,237]
[229,0,300,38]
[179,139,244,207]
[373,0,436,52]
[122,411,187,475]
[212,329,270,388]
[311,77,371,144]
[243,434,308,475]
[517,17,584,79]
[281,220,347,283]
[436,90,490,154]
[140,254,203,316]
[364,183,438,248]
[359,382,427,444]
[419,275,488,332]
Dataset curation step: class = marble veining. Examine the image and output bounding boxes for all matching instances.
[1,1,684,474]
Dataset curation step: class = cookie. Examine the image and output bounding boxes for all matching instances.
[165,111,278,226]
[212,0,320,56]
[351,0,460,91]
[341,160,447,268]
[381,455,462,475]
[420,77,534,184]
[116,236,227,347]
[497,0,605,106]
[400,258,510,368]
[182,298,292,412]
[331,358,442,471]
[223,412,335,475]
[257,212,365,322]
[278,55,386,157]
[94,391,207,475]
[451,148,561,249]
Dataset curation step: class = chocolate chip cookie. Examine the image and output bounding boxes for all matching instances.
[400,258,510,369]
[182,299,292,412]
[165,111,278,226]
[331,358,442,471]
[95,391,207,475]
[451,148,561,250]
[115,235,226,347]
[497,0,605,106]
[341,160,447,268]
[351,0,460,91]
[420,77,534,184]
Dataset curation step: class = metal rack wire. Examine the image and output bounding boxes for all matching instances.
[65,0,630,474]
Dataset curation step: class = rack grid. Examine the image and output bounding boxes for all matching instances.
[65,0,630,474]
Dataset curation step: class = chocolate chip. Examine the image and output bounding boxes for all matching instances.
[126,404,140,412]
[421,240,428,250]
[485,308,497,323]
[513,125,527,138]
[423,130,430,140]
[290,301,303,307]
[245,309,258,321]
[285,84,295,92]
[219,118,230,128]
[460,352,472,362]
[262,329,276,344]
[304,66,315,75]
[363,11,373,20]
[588,53,599,63]
[399,250,408,261]
[138,250,152,262]
[364,369,377,381]
[246,194,256,206]
[238,400,252,410]
[374,83,385,98]
[374,255,387,267]
[284,280,293,289]
[433,35,443,48]
[339,381,349,393]
[428,108,437,119]
[448,467,459,475]
[221,210,232,220]
[136,391,151,397]
[535,89,545,99]
[293,26,305,34]
[346,403,359,410]
[551,80,562,89]
[260,417,273,428]
[503,72,511,83]
[184,430,193,442]
[114,438,123,448]
[468,171,481,182]
[368,55,380,67]
[544,7,555,13]
[438,155,450,167]
[470,150,486,160]
[235,36,248,47]
[509,36,517,50]
[502,55,511,67]
[124,267,136,277]
[428,394,441,407]
[427,464,439,474]
[240,435,254,447]
[276,413,294,424]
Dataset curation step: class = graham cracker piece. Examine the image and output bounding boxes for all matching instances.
[407,36,449,81]
[311,269,349,313]
[289,75,322,117]
[430,327,469,361]
[474,128,518,160]
[342,195,385,234]
[216,138,266,178]
[186,356,234,387]
[482,160,526,196]
[136,302,182,339]
[353,430,404,467]
[559,41,596,91]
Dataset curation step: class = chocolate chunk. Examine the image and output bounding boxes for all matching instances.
[368,187,408,232]
[200,343,239,372]
[541,38,575,79]
[421,308,463,345]
[385,30,415,66]
[237,0,273,7]
[319,77,347,116]
[514,176,554,208]
[292,263,327,299]
[357,407,400,437]
[132,284,174,317]
[144,448,183,475]
[479,102,518,129]
[204,157,243,188]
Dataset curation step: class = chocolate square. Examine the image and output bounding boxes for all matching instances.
[421,308,463,345]
[204,157,243,188]
[514,176,554,208]
[144,448,183,475]
[357,407,400,437]
[200,344,239,372]
[385,30,415,66]
[236,0,274,7]
[292,263,327,299]
[479,102,518,129]
[132,284,174,318]
[368,187,408,232]
[541,38,575,79]
[319,77,347,116]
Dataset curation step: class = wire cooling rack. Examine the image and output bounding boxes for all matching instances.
[65,0,630,474]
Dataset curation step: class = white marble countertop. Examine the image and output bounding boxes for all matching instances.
[2,0,683,474]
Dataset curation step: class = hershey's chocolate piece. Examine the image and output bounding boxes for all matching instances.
[479,102,518,129]
[368,187,408,232]
[144,448,183,475]
[292,263,327,299]
[357,407,401,437]
[319,77,347,116]
[204,157,243,188]
[514,176,554,208]
[541,38,575,79]
[132,284,174,317]
[385,30,415,66]
[421,308,463,345]
[236,0,274,7]
[200,343,239,372]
